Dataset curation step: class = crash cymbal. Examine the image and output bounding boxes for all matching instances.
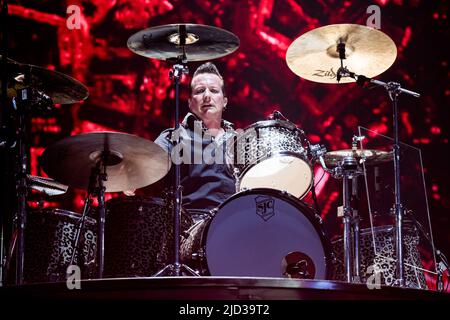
[40,132,171,192]
[286,24,397,83]
[324,149,393,167]
[27,175,68,196]
[127,23,240,62]
[1,56,89,104]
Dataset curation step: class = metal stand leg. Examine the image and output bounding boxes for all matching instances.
[342,172,353,283]
[338,155,363,284]
[152,52,199,277]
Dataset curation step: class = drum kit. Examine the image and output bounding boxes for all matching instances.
[3,21,444,290]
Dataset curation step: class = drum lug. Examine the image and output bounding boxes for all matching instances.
[192,247,206,260]
[209,208,218,217]
[181,231,190,239]
[315,213,323,224]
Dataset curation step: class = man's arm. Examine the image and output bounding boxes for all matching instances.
[154,128,174,153]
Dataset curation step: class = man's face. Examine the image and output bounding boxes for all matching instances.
[189,73,227,123]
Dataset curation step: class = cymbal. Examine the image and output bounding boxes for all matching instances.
[127,23,240,62]
[286,24,397,83]
[27,175,68,196]
[40,132,171,192]
[324,149,393,167]
[1,56,89,104]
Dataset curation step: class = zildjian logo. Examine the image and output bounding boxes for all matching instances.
[313,68,337,79]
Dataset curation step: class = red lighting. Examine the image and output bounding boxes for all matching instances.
[314,167,330,197]
[321,191,339,221]
[322,116,334,128]
[401,112,413,135]
[430,126,441,134]
[432,194,441,201]
[72,121,116,135]
[30,147,46,176]
[367,123,388,137]
[400,26,412,50]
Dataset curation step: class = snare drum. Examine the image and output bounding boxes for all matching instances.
[181,188,331,278]
[24,208,97,283]
[230,120,313,198]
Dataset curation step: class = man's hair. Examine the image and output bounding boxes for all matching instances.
[191,62,226,97]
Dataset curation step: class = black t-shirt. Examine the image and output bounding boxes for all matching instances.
[154,113,236,212]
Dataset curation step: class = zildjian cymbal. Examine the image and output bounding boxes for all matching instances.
[1,55,89,104]
[27,175,68,196]
[286,24,397,83]
[324,149,393,167]
[40,132,171,192]
[127,23,240,62]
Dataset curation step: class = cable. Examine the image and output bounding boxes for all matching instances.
[313,169,327,188]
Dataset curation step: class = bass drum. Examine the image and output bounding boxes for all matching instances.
[181,188,331,279]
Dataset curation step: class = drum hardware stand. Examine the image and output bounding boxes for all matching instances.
[13,89,29,286]
[153,28,199,277]
[436,250,449,292]
[0,80,53,284]
[314,138,364,283]
[1,0,9,286]
[354,76,419,286]
[337,156,364,283]
[6,85,52,284]
[335,39,421,285]
[69,165,100,274]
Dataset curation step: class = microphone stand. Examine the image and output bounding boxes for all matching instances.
[336,51,420,285]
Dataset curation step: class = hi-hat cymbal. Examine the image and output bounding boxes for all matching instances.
[324,149,393,167]
[40,132,171,192]
[286,24,397,83]
[1,56,89,104]
[127,23,240,62]
[27,175,68,196]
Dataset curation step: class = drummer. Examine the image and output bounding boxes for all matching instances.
[154,62,237,220]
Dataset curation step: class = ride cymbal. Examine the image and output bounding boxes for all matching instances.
[127,23,240,62]
[286,24,397,83]
[40,132,171,192]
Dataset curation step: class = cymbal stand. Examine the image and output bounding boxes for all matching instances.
[352,74,419,286]
[69,165,98,273]
[13,89,28,286]
[0,0,9,286]
[96,155,107,279]
[335,38,421,285]
[0,84,53,286]
[153,28,198,277]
